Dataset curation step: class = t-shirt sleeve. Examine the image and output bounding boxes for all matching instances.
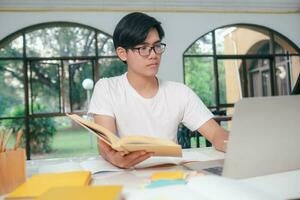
[88,79,115,118]
[181,86,214,131]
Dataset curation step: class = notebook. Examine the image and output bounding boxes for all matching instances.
[36,186,123,200]
[5,171,91,199]
[185,95,300,179]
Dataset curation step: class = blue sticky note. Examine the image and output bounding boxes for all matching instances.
[145,180,186,189]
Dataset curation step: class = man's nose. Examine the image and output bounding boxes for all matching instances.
[148,47,157,58]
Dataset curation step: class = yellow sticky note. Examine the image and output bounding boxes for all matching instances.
[151,171,185,181]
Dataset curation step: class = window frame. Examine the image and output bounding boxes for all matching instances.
[183,23,300,114]
[0,22,120,159]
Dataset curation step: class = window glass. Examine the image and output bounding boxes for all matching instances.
[0,60,24,117]
[275,55,300,94]
[289,56,300,89]
[29,60,61,113]
[0,35,23,58]
[68,60,93,112]
[0,22,120,159]
[0,119,25,149]
[184,24,300,110]
[183,24,300,146]
[246,58,271,97]
[98,58,127,79]
[185,33,213,55]
[97,34,116,56]
[274,35,298,54]
[26,26,96,57]
[184,57,215,107]
[217,59,243,105]
[215,26,271,55]
[30,116,98,159]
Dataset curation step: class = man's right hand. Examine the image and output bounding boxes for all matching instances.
[98,140,153,169]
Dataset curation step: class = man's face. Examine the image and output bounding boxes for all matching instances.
[118,28,163,78]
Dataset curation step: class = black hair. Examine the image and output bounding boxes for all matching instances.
[113,12,165,49]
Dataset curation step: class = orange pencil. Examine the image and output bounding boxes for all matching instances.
[0,128,5,153]
[14,129,24,150]
[2,128,13,152]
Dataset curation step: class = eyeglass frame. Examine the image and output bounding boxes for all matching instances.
[130,43,166,57]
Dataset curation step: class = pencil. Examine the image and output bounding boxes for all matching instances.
[14,129,24,150]
[0,129,5,153]
[2,128,13,152]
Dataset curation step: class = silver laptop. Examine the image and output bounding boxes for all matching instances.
[186,95,300,179]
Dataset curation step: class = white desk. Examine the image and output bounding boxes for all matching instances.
[242,170,300,199]
[1,147,300,199]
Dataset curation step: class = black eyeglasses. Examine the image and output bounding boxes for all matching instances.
[131,43,166,57]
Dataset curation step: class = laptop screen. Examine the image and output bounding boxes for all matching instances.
[222,95,300,179]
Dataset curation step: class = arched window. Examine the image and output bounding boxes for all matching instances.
[0,22,126,159]
[184,24,300,118]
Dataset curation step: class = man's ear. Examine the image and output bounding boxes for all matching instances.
[116,47,127,62]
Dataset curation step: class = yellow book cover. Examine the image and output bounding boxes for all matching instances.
[66,113,182,157]
[151,171,186,181]
[36,186,123,200]
[5,171,91,200]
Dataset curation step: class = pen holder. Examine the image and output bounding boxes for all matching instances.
[0,149,26,195]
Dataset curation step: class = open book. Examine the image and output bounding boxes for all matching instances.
[66,114,182,157]
[37,148,225,174]
[38,158,124,174]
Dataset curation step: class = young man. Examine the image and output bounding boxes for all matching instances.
[88,12,228,168]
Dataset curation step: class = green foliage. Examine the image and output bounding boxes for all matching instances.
[26,27,96,57]
[0,36,23,58]
[0,61,24,117]
[218,62,227,104]
[0,87,20,117]
[100,59,127,78]
[184,58,227,107]
[2,104,57,154]
[184,57,215,106]
[30,62,61,113]
[69,62,93,111]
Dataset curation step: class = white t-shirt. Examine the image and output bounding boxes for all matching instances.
[88,73,213,142]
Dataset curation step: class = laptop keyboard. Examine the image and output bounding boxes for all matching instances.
[202,166,223,176]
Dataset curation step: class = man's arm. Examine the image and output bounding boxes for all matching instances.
[93,114,152,168]
[197,119,229,152]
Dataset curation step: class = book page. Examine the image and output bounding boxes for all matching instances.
[80,159,124,174]
[135,148,225,168]
[67,114,182,157]
[119,135,177,146]
[66,114,120,146]
[135,156,183,168]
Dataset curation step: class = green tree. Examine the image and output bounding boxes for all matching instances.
[184,57,215,106]
[100,59,127,78]
[0,60,24,117]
